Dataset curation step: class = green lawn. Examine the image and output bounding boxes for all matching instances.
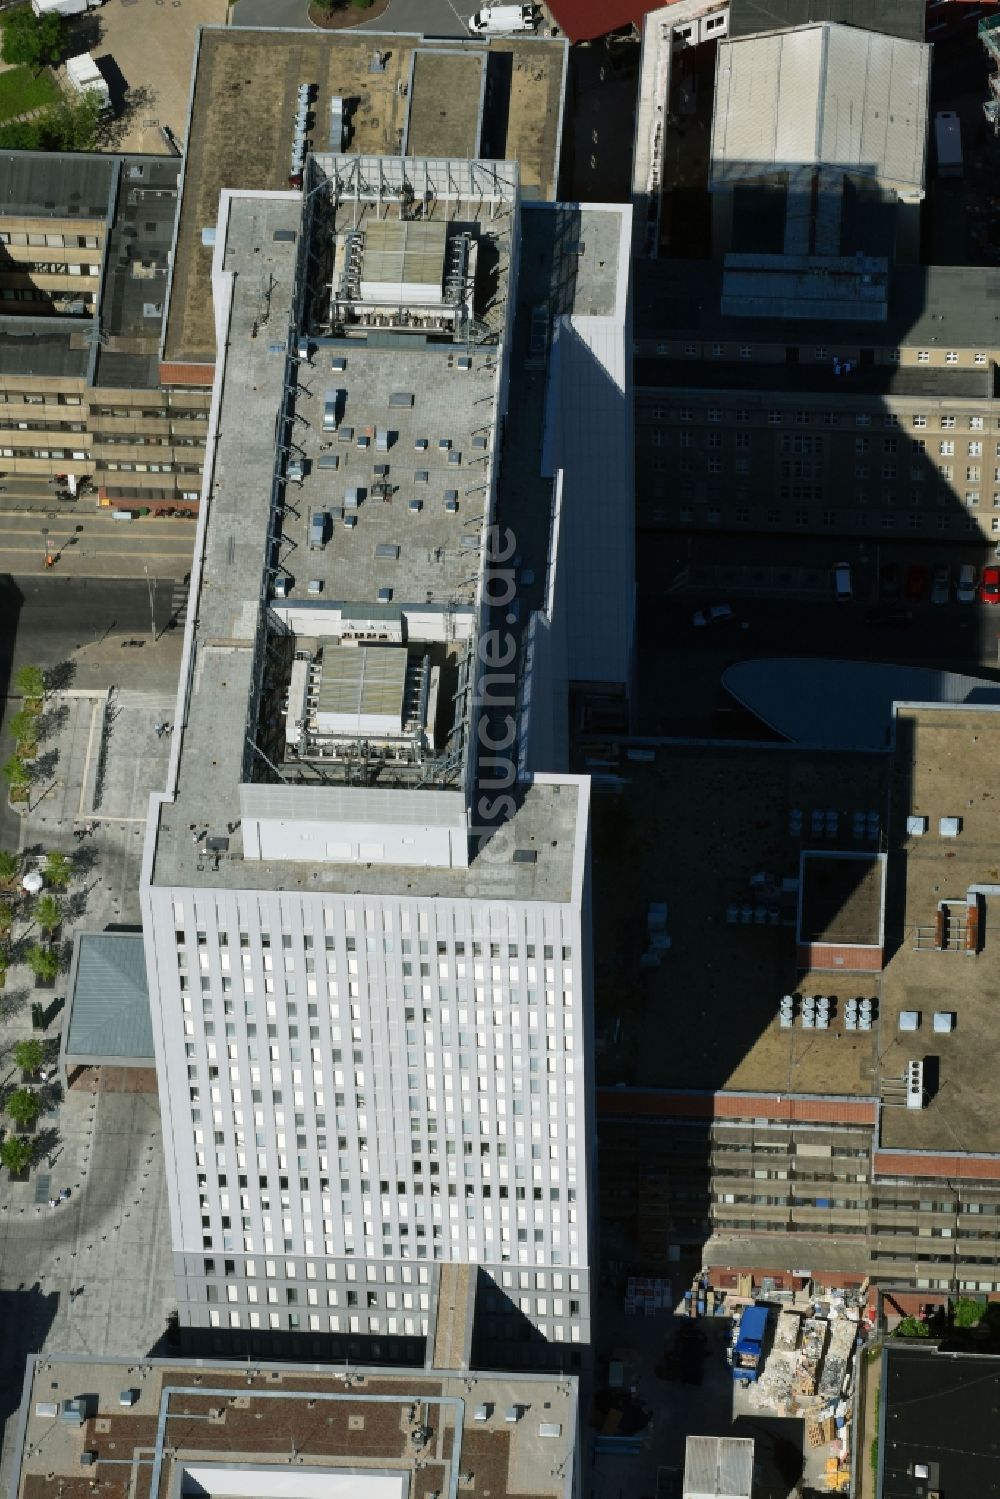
[0,65,58,124]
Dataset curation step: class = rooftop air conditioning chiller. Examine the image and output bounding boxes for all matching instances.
[905,1060,925,1110]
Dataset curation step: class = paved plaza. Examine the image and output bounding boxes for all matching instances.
[0,688,179,1487]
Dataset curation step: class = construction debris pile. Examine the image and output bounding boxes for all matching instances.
[738,1292,861,1492]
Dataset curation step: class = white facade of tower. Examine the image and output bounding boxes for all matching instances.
[144,795,592,1359]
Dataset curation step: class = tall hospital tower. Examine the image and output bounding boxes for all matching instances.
[141,143,633,1371]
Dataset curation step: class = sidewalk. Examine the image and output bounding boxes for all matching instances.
[0,687,178,1488]
[857,1347,881,1499]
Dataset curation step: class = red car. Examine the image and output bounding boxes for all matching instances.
[981,566,1000,605]
[905,564,930,601]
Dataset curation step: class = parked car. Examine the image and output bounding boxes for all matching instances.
[879,563,900,600]
[905,564,930,600]
[692,604,735,628]
[833,560,852,602]
[981,565,1000,604]
[931,566,951,605]
[957,563,978,603]
[864,606,913,629]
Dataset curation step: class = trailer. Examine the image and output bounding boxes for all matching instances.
[731,1305,769,1386]
[935,111,963,177]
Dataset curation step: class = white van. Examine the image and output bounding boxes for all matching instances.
[468,4,535,34]
[833,561,852,602]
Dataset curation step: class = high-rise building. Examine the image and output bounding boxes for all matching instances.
[141,142,633,1368]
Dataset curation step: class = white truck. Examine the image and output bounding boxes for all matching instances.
[65,53,112,114]
[32,0,101,15]
[468,4,535,34]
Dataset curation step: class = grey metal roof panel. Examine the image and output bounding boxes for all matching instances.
[0,320,91,380]
[65,933,153,1062]
[0,151,115,219]
[728,0,926,44]
[633,257,1000,355]
[635,357,991,401]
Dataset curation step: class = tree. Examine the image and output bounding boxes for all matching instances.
[1,757,31,789]
[0,1135,33,1175]
[0,9,64,71]
[894,1316,930,1339]
[0,850,19,884]
[9,709,37,745]
[13,1039,44,1076]
[43,851,72,889]
[0,92,101,154]
[954,1297,985,1329]
[13,664,45,701]
[35,894,60,934]
[6,1087,41,1129]
[25,944,58,982]
[40,91,101,151]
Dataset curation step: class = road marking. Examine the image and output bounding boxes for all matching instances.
[78,698,104,819]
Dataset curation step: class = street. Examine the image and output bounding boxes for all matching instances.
[0,511,195,581]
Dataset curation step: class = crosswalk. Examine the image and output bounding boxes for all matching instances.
[167,576,191,629]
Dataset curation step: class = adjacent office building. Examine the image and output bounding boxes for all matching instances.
[597,688,1000,1309]
[140,127,633,1368]
[0,151,209,508]
[630,0,1000,547]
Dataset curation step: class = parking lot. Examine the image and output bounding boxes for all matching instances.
[69,0,227,153]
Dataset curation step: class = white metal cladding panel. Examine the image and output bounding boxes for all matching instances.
[773,29,823,169]
[150,885,592,1273]
[712,26,929,193]
[821,28,928,190]
[684,1435,754,1499]
[240,783,466,827]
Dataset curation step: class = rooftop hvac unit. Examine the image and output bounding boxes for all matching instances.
[933,1012,954,1033]
[907,815,929,836]
[906,1060,925,1110]
[939,816,961,837]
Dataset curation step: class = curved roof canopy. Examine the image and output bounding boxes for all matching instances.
[724,658,1000,750]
